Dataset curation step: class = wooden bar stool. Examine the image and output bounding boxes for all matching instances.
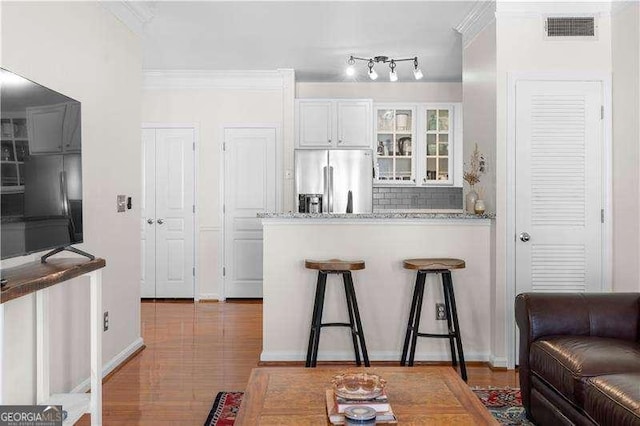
[400,258,467,381]
[304,259,370,368]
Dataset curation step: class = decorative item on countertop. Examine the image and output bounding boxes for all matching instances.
[463,143,486,214]
[474,187,486,215]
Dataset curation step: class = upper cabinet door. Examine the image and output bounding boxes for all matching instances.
[336,101,372,148]
[297,100,333,148]
[27,103,67,155]
[62,102,81,153]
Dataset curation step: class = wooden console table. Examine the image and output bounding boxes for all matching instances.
[0,258,106,425]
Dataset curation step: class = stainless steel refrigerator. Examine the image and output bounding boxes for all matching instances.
[295,149,373,213]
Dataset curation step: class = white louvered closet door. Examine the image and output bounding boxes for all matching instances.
[515,80,603,296]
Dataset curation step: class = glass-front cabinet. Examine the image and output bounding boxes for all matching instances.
[375,106,416,182]
[374,103,461,187]
[1,115,28,193]
[425,108,450,183]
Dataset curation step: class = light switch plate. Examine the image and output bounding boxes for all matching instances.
[117,195,126,212]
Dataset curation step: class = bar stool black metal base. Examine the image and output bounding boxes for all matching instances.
[400,270,467,382]
[305,270,370,368]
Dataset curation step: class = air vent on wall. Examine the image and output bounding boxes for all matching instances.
[545,16,596,38]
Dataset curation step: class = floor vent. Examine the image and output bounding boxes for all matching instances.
[545,17,596,38]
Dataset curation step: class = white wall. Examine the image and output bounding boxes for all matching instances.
[1,2,141,402]
[141,74,294,300]
[612,2,640,292]
[296,82,462,102]
[462,22,496,214]
[495,3,612,366]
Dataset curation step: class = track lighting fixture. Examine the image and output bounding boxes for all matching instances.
[345,55,424,81]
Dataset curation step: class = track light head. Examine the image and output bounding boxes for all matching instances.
[389,60,398,82]
[413,57,423,80]
[346,56,356,77]
[368,59,378,80]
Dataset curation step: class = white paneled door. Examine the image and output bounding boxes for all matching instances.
[515,81,603,296]
[224,128,276,298]
[141,128,195,298]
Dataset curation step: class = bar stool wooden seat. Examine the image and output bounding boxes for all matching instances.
[304,259,369,368]
[400,258,467,381]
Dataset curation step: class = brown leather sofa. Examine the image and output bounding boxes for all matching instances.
[515,293,640,425]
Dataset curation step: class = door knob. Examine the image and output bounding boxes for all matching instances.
[147,219,154,225]
[157,219,164,225]
[519,232,531,242]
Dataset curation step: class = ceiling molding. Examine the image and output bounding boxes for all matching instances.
[100,1,155,35]
[142,70,294,91]
[611,1,636,15]
[454,1,496,49]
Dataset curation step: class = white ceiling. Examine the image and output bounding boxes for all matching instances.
[135,1,479,82]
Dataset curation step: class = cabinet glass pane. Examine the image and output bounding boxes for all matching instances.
[1,141,15,161]
[426,158,437,181]
[395,110,412,132]
[13,119,27,138]
[18,164,24,185]
[377,110,394,132]
[396,136,412,157]
[1,163,18,186]
[1,119,12,138]
[376,134,393,156]
[15,141,28,162]
[438,158,449,180]
[438,110,449,131]
[427,134,437,156]
[396,158,411,180]
[378,158,393,180]
[427,110,437,131]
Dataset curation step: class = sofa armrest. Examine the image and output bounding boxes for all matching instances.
[514,292,639,417]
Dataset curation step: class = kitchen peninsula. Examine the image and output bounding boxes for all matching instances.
[259,212,494,364]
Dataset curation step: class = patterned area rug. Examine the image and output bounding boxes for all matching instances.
[472,387,534,425]
[205,388,533,425]
[204,392,243,426]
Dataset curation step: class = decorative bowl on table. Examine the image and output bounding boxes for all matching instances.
[331,372,386,400]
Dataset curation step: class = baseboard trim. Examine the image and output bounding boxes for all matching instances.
[199,293,220,301]
[70,337,145,393]
[489,356,508,369]
[260,350,490,363]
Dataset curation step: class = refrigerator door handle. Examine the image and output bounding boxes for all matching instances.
[322,166,329,213]
[328,166,334,213]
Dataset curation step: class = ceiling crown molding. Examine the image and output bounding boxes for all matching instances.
[454,1,496,49]
[143,70,294,91]
[100,1,156,35]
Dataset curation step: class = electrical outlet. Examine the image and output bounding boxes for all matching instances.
[435,303,447,320]
[103,311,109,331]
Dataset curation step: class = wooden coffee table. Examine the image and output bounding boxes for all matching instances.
[235,366,498,425]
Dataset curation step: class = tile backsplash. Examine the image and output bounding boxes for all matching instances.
[373,186,463,210]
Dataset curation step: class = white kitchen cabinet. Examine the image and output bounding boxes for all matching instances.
[296,99,372,148]
[27,102,81,155]
[374,103,463,187]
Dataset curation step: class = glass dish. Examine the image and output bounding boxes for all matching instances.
[331,372,386,400]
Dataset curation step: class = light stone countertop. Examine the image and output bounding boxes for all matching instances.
[258,212,495,219]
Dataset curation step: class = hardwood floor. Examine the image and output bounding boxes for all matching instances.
[80,300,517,425]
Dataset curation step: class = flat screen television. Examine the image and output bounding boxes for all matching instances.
[1,68,85,260]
